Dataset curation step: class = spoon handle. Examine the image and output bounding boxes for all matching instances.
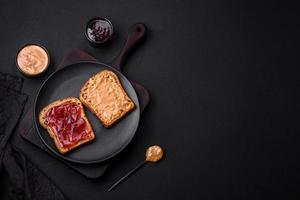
[108,160,147,192]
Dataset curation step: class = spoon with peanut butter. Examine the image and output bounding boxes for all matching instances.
[108,145,164,191]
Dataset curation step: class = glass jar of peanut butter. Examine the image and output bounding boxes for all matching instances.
[16,44,50,77]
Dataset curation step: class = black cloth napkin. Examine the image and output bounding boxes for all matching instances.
[0,72,66,200]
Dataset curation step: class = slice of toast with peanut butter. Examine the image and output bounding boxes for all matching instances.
[79,70,135,128]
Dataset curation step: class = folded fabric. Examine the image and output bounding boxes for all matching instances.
[0,73,27,168]
[0,72,66,200]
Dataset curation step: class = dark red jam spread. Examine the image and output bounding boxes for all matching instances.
[87,18,113,43]
[45,101,91,148]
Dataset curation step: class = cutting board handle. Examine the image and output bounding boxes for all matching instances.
[111,23,147,71]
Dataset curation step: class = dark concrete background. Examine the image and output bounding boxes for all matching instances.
[0,0,299,199]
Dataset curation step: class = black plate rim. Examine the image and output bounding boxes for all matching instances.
[33,60,140,164]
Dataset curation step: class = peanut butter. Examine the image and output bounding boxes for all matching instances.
[146,145,163,162]
[17,44,49,76]
[83,71,134,122]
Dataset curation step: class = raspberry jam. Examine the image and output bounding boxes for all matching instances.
[45,101,91,148]
[86,18,113,44]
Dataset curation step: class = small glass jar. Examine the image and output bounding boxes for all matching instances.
[85,17,114,46]
[16,43,50,77]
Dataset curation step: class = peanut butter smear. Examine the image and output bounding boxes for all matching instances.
[82,70,134,122]
[146,145,163,162]
[17,45,48,75]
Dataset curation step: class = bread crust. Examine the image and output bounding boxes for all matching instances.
[39,97,95,154]
[79,70,135,128]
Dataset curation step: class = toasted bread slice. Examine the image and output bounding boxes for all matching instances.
[80,70,135,128]
[39,97,95,154]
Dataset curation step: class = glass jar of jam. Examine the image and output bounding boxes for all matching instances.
[85,17,114,46]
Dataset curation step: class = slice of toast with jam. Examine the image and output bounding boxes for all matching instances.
[39,97,95,154]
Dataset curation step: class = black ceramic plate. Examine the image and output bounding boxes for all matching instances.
[34,61,140,164]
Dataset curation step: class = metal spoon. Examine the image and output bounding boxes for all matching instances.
[108,145,164,191]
